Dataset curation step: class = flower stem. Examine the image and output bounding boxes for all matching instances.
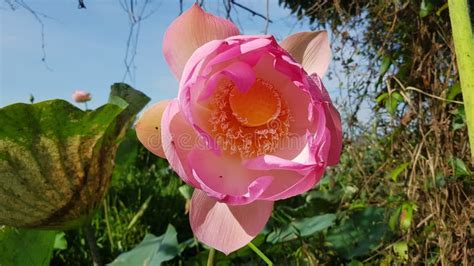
[248,242,273,265]
[83,222,103,266]
[207,248,216,266]
[449,0,474,161]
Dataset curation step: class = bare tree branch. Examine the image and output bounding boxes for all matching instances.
[120,0,159,82]
[3,0,53,70]
[78,0,86,9]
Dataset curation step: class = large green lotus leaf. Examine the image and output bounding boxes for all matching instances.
[267,213,337,243]
[108,224,179,265]
[0,226,57,266]
[325,207,392,259]
[0,83,149,229]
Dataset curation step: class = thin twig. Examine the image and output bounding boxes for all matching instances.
[7,0,53,70]
[120,0,158,82]
[263,0,269,34]
[230,0,273,23]
[391,76,464,104]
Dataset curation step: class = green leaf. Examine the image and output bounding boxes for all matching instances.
[54,232,68,250]
[108,83,150,133]
[108,224,179,266]
[393,241,408,261]
[451,106,466,131]
[267,214,336,243]
[0,83,150,229]
[450,157,470,177]
[376,92,389,104]
[112,129,140,182]
[296,214,337,236]
[389,163,410,182]
[325,207,391,259]
[420,0,434,17]
[348,260,364,266]
[379,55,392,77]
[178,184,194,200]
[446,83,462,101]
[386,92,403,115]
[388,206,402,231]
[399,203,414,231]
[0,227,57,266]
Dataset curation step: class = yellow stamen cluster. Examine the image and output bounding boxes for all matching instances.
[209,78,290,158]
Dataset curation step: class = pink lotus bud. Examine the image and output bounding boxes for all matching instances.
[72,90,91,103]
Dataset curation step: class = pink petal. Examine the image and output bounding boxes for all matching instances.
[280,31,332,77]
[180,40,225,89]
[253,53,312,135]
[324,102,343,165]
[187,149,273,205]
[201,61,256,100]
[163,4,240,80]
[190,190,273,254]
[310,74,342,165]
[161,99,201,188]
[261,167,325,201]
[260,129,331,201]
[135,100,171,158]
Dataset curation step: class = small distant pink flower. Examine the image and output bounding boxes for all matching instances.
[135,4,342,255]
[72,90,91,103]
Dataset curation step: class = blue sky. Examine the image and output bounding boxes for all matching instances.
[1,0,333,109]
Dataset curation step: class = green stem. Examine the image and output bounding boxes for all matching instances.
[449,0,474,161]
[83,222,103,266]
[207,248,216,266]
[248,242,273,266]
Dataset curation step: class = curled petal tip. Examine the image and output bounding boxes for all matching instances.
[163,3,240,80]
[135,100,171,158]
[280,30,332,77]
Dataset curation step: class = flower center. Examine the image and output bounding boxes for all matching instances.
[228,79,281,127]
[209,78,291,158]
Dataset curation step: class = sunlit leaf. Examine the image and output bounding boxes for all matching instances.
[420,0,434,17]
[446,83,462,101]
[386,92,404,115]
[0,83,150,229]
[393,241,408,261]
[376,92,389,104]
[450,157,470,177]
[53,232,68,250]
[178,184,194,200]
[379,55,392,77]
[389,162,410,182]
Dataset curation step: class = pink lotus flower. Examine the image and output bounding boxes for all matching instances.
[136,4,342,254]
[72,90,92,103]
